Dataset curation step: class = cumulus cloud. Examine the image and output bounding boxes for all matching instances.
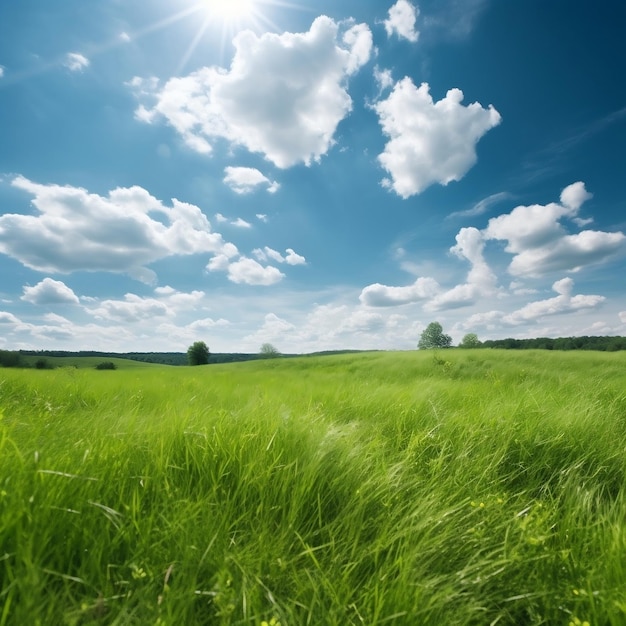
[503,278,605,324]
[130,16,373,168]
[384,0,420,42]
[507,231,625,276]
[21,278,80,305]
[88,294,171,322]
[361,227,498,311]
[227,258,285,286]
[64,52,90,72]
[86,287,206,322]
[560,181,593,211]
[620,311,626,323]
[207,255,285,286]
[359,276,440,306]
[0,311,21,325]
[484,182,625,277]
[285,248,307,266]
[457,279,605,331]
[231,218,252,229]
[223,167,280,194]
[373,79,501,197]
[0,176,238,284]
[151,286,205,310]
[253,246,307,266]
[426,226,498,311]
[0,66,4,78]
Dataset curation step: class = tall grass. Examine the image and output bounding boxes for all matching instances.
[1,350,625,625]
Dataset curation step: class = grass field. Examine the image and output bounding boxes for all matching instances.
[1,349,625,625]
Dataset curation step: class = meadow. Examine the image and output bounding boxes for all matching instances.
[1,349,625,625]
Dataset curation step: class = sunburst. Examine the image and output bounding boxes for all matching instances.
[202,0,257,23]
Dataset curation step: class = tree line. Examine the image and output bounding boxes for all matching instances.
[417,321,626,352]
[3,332,626,370]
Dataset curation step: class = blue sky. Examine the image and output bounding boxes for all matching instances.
[1,0,625,353]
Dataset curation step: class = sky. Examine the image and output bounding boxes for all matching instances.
[0,0,625,354]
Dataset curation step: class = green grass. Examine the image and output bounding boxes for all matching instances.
[1,350,625,625]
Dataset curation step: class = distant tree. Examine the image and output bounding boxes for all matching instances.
[459,333,481,349]
[260,343,280,358]
[418,322,452,350]
[0,350,22,368]
[187,341,210,366]
[35,358,50,369]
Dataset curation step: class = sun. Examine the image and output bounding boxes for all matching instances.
[202,0,257,22]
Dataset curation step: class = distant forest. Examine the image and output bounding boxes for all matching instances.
[11,351,264,367]
[0,337,625,368]
[480,335,626,351]
[1,349,364,368]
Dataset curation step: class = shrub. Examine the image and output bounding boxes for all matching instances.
[95,361,117,370]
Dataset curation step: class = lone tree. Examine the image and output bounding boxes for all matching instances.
[260,343,280,358]
[459,333,481,349]
[418,322,452,349]
[187,341,210,365]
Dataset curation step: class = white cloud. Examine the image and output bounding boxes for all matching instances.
[457,279,606,331]
[374,79,501,197]
[507,231,625,277]
[119,32,131,43]
[130,16,373,168]
[503,278,605,324]
[560,181,593,211]
[86,287,206,323]
[64,52,90,72]
[426,226,498,311]
[0,311,21,325]
[1,177,238,284]
[384,0,420,42]
[88,294,171,323]
[509,280,538,296]
[374,66,394,94]
[484,182,625,277]
[226,257,285,286]
[207,255,285,286]
[152,287,205,310]
[223,167,280,194]
[207,254,231,272]
[188,317,230,331]
[21,278,80,305]
[619,311,626,323]
[360,276,440,306]
[0,66,4,78]
[231,218,252,229]
[361,227,498,311]
[285,248,307,266]
[253,247,307,266]
[256,214,268,223]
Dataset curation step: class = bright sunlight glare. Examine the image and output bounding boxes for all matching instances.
[203,0,257,21]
